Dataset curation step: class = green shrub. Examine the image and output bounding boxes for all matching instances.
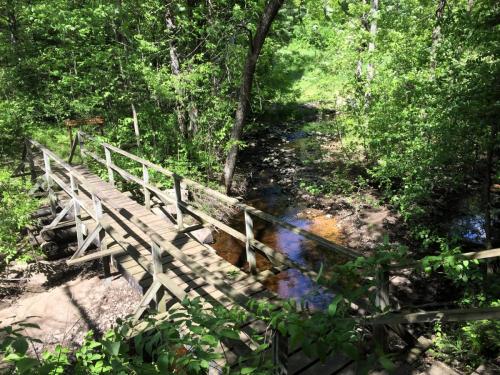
[0,169,39,264]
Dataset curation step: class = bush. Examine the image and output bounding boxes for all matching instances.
[0,169,39,265]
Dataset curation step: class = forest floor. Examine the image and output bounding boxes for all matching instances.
[0,260,142,353]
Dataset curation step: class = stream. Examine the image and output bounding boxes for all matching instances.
[210,123,499,309]
[211,129,350,309]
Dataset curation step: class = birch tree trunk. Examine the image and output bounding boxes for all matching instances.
[165,4,188,137]
[430,0,447,69]
[367,0,378,82]
[131,103,140,148]
[223,0,284,194]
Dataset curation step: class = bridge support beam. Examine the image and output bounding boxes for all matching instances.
[244,209,257,274]
[374,265,390,352]
[272,330,288,375]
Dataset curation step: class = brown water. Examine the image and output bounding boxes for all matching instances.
[212,185,348,309]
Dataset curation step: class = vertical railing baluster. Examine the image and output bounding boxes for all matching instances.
[272,330,288,375]
[244,209,257,274]
[69,173,84,249]
[104,146,114,186]
[143,164,150,210]
[25,140,36,183]
[374,264,390,351]
[43,150,57,217]
[173,175,184,230]
[151,242,165,312]
[92,193,110,277]
[77,131,85,159]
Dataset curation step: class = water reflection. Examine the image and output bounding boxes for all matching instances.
[212,185,346,309]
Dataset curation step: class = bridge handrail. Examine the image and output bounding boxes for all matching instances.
[26,138,268,322]
[76,131,361,261]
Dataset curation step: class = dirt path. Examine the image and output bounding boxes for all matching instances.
[0,271,142,352]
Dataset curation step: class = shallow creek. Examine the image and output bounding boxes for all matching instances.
[211,127,498,309]
[211,129,349,309]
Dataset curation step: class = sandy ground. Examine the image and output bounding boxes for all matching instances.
[0,272,142,352]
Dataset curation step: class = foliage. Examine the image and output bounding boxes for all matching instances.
[1,0,499,371]
[1,298,273,374]
[0,168,39,264]
[430,300,500,372]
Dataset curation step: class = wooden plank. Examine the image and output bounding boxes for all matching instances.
[67,245,126,265]
[365,306,500,325]
[294,354,351,375]
[389,247,500,270]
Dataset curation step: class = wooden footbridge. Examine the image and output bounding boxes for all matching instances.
[17,131,500,374]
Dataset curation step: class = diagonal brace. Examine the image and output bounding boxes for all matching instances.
[44,199,73,230]
[132,281,162,322]
[70,224,102,260]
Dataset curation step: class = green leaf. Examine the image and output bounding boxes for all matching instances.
[379,355,395,371]
[241,367,256,374]
[219,329,240,340]
[12,337,29,355]
[16,357,40,373]
[327,295,343,317]
[104,341,120,356]
[157,353,170,372]
[201,334,218,346]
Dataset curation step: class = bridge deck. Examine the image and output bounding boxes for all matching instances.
[31,154,352,374]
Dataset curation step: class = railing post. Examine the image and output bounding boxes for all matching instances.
[25,140,36,183]
[104,146,114,186]
[142,164,150,210]
[173,175,184,230]
[151,242,165,312]
[69,173,84,249]
[42,150,57,217]
[374,264,390,351]
[77,131,85,159]
[244,209,257,274]
[92,193,110,277]
[272,330,288,375]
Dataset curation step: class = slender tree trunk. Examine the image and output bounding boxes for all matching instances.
[223,0,284,194]
[366,0,378,82]
[484,120,498,250]
[165,4,188,137]
[131,103,140,148]
[7,4,18,45]
[430,0,447,69]
[467,0,474,12]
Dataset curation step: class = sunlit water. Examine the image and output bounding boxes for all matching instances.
[212,182,347,309]
[211,130,352,309]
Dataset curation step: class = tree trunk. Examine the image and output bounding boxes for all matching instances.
[366,0,378,82]
[165,5,188,137]
[484,120,498,250]
[7,1,18,46]
[430,0,447,69]
[131,103,140,148]
[223,0,284,194]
